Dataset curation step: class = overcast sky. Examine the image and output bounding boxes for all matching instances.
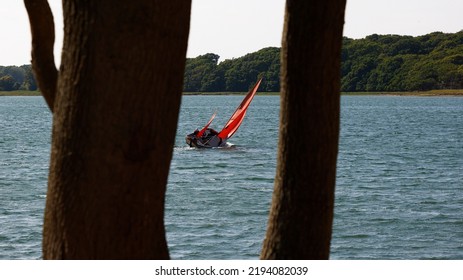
[1,0,462,66]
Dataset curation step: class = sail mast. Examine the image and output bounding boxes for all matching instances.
[197,111,217,138]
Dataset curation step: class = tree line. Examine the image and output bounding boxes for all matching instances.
[0,65,37,91]
[2,31,462,92]
[341,31,463,91]
[183,47,280,92]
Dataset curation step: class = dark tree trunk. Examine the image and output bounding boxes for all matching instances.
[24,0,58,110]
[26,0,191,259]
[261,0,346,259]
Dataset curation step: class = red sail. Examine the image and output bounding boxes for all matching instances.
[218,78,262,140]
[197,111,217,138]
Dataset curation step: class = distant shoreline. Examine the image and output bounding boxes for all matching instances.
[341,89,463,96]
[2,89,463,97]
[0,91,42,96]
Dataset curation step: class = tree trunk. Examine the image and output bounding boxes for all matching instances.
[261,0,346,259]
[38,0,191,259]
[24,0,58,111]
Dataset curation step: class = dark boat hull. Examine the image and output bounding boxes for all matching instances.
[185,133,225,148]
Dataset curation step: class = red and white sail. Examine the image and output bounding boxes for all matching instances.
[218,78,262,140]
[197,111,217,138]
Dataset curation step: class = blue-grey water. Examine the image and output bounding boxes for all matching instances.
[0,95,462,259]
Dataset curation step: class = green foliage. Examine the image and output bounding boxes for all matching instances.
[342,31,463,91]
[184,31,463,92]
[0,75,17,91]
[183,53,221,91]
[2,31,463,92]
[183,47,280,92]
[0,65,37,91]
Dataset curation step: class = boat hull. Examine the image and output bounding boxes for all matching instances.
[185,133,226,148]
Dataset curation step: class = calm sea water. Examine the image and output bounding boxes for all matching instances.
[0,95,462,259]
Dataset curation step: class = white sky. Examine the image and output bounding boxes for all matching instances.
[1,0,462,66]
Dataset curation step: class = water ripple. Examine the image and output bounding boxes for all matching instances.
[1,96,462,260]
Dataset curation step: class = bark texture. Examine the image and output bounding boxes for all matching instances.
[261,0,346,259]
[24,0,58,111]
[28,0,191,259]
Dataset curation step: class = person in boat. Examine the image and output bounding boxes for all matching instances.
[202,128,218,138]
[185,127,221,148]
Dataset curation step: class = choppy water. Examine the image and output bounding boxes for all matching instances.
[0,95,462,259]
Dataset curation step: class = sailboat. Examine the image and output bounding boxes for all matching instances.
[185,78,262,148]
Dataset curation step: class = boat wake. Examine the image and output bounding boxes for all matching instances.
[174,142,236,151]
[219,142,236,149]
[174,146,196,152]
